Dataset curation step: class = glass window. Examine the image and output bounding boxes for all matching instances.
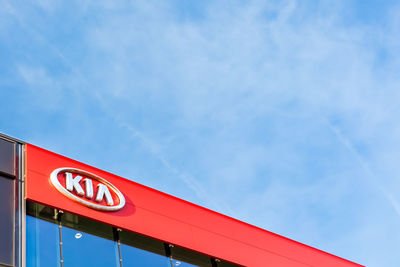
[172,259,198,267]
[120,244,171,266]
[61,214,119,267]
[0,176,14,266]
[119,230,171,266]
[0,138,14,176]
[26,215,60,267]
[62,226,119,267]
[170,245,212,267]
[26,202,240,267]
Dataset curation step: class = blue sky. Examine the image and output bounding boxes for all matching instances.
[1,0,400,266]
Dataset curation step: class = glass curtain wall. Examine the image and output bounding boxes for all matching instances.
[61,213,119,267]
[119,230,170,266]
[0,176,16,266]
[0,136,17,266]
[26,202,239,267]
[26,203,60,267]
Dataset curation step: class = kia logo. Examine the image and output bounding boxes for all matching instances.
[50,167,125,211]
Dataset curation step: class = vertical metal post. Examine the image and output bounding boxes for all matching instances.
[16,142,26,267]
[164,243,174,267]
[113,228,123,267]
[211,258,220,267]
[56,210,64,267]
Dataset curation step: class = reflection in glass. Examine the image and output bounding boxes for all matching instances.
[26,215,60,267]
[0,176,14,265]
[62,226,119,267]
[121,243,171,266]
[119,230,170,267]
[172,259,198,267]
[171,245,211,267]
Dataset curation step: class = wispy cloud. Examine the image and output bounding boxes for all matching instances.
[323,117,400,214]
[118,121,235,214]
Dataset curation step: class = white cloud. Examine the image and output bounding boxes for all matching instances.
[18,65,63,109]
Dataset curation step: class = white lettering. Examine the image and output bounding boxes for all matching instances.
[83,178,94,199]
[65,172,84,196]
[95,184,114,205]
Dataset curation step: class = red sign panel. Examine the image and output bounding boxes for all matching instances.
[25,144,363,267]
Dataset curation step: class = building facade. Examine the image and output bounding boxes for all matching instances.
[0,133,363,267]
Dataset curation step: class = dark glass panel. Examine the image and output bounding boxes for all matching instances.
[0,138,14,177]
[216,260,241,267]
[0,176,14,266]
[120,230,166,256]
[26,215,60,267]
[171,246,212,267]
[119,231,170,266]
[26,201,56,221]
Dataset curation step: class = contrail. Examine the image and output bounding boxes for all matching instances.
[323,116,400,217]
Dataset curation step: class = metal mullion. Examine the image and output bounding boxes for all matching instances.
[164,243,174,267]
[10,140,26,267]
[16,142,26,267]
[56,210,64,267]
[113,228,123,267]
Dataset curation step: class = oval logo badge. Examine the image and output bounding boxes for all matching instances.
[50,167,125,211]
